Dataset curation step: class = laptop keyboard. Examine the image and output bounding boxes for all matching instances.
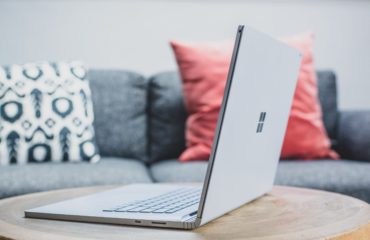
[103,188,201,214]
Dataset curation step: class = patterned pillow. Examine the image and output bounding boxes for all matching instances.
[0,61,100,165]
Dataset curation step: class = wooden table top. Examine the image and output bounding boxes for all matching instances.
[0,185,369,240]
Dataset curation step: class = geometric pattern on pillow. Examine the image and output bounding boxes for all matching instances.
[0,61,100,165]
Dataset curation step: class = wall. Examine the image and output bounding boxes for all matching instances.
[0,0,369,109]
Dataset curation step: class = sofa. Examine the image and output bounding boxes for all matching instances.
[1,69,369,203]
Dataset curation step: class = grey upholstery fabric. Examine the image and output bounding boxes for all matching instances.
[317,71,338,143]
[88,69,149,162]
[337,110,370,161]
[148,72,187,163]
[150,160,208,182]
[275,160,370,203]
[0,158,152,199]
[150,159,370,203]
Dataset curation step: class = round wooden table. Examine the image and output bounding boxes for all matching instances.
[0,185,369,240]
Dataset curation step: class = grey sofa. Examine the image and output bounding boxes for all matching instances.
[1,69,370,203]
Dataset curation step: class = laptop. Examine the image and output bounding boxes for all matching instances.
[25,25,302,229]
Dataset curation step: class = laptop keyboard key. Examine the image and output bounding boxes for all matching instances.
[164,208,178,213]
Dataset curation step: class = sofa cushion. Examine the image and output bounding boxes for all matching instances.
[0,157,152,199]
[88,69,149,162]
[148,72,187,163]
[150,159,207,182]
[279,35,338,160]
[147,70,338,162]
[150,159,370,203]
[337,110,370,162]
[275,160,370,203]
[170,40,233,162]
[316,71,338,143]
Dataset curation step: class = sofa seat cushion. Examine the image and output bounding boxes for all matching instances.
[0,157,152,199]
[275,160,370,203]
[150,160,208,183]
[150,159,370,203]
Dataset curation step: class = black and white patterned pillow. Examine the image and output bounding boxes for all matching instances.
[0,61,100,165]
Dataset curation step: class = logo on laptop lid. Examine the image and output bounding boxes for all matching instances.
[256,112,267,133]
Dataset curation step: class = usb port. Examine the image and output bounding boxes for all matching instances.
[151,221,166,225]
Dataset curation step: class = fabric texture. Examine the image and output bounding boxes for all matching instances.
[0,62,100,165]
[316,71,338,143]
[280,33,339,160]
[88,69,149,162]
[149,159,370,203]
[275,160,370,203]
[0,157,152,199]
[171,33,339,162]
[338,110,370,162]
[150,159,208,183]
[146,70,340,162]
[148,72,187,163]
[170,40,233,161]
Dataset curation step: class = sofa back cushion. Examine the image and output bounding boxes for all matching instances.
[148,72,187,163]
[148,70,338,162]
[88,69,148,162]
[317,71,339,145]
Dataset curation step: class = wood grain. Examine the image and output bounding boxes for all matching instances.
[0,185,369,240]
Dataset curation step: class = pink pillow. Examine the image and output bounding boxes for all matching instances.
[170,41,233,161]
[280,33,339,159]
[171,33,339,162]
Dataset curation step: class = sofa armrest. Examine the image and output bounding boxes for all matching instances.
[337,110,370,161]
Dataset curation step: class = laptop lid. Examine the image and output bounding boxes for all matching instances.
[195,25,302,226]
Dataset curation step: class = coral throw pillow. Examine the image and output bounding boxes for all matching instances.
[170,41,233,161]
[280,34,339,159]
[171,33,339,162]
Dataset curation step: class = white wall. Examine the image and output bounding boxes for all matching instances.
[1,0,369,109]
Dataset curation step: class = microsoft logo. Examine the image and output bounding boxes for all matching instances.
[256,112,267,133]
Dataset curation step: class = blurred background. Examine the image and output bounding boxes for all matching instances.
[0,0,369,109]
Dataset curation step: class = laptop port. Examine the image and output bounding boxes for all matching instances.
[151,221,166,225]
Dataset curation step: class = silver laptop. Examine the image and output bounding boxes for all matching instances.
[25,25,301,229]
